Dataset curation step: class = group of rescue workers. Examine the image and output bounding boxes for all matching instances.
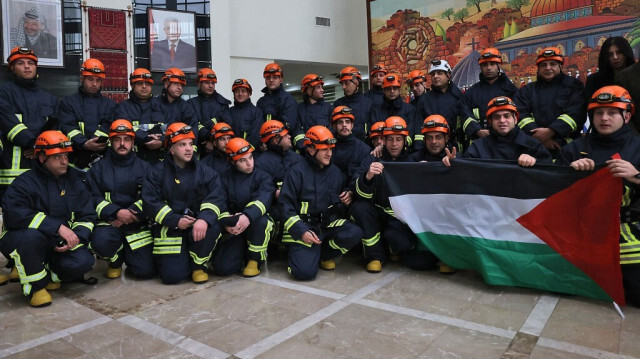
[0,42,639,308]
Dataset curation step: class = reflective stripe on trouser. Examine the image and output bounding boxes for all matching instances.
[247,215,274,261]
[0,146,30,187]
[90,224,154,270]
[0,228,94,295]
[152,223,219,269]
[620,222,640,265]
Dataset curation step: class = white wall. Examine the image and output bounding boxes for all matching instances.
[211,0,369,100]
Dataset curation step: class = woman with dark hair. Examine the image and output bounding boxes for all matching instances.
[585,36,635,102]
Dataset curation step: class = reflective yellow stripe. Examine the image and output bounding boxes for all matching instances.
[133,199,143,212]
[622,186,632,207]
[28,212,46,229]
[153,227,182,255]
[472,108,480,119]
[558,114,577,132]
[246,201,267,216]
[362,232,381,247]
[266,114,272,121]
[620,223,634,245]
[463,117,478,132]
[248,218,273,261]
[218,211,230,219]
[282,231,311,248]
[126,230,153,250]
[189,250,212,265]
[620,241,640,253]
[79,122,85,134]
[211,117,218,124]
[414,134,424,141]
[356,179,373,199]
[327,219,345,228]
[284,215,300,231]
[328,239,348,254]
[300,202,309,215]
[7,123,28,142]
[94,130,109,138]
[294,133,305,143]
[155,205,172,223]
[68,129,83,140]
[518,117,535,129]
[376,204,395,217]
[200,203,221,216]
[10,249,47,295]
[153,247,182,255]
[105,192,112,202]
[96,200,111,217]
[72,222,94,231]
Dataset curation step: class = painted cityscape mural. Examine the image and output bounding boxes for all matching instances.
[367,0,640,90]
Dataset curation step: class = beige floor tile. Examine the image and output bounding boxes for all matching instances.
[195,319,272,354]
[257,337,357,359]
[22,297,104,332]
[134,300,225,336]
[529,345,594,359]
[238,302,313,332]
[4,339,86,359]
[417,327,511,358]
[621,306,640,333]
[0,315,52,351]
[619,330,640,357]
[84,331,193,359]
[62,320,141,353]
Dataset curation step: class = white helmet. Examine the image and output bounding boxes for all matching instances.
[429,59,452,74]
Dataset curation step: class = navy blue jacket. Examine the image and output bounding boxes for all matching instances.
[364,87,385,109]
[201,148,231,174]
[419,83,463,134]
[333,92,372,140]
[229,99,264,149]
[463,127,552,164]
[254,146,304,190]
[332,134,372,191]
[58,88,115,147]
[370,97,421,150]
[219,166,274,223]
[460,73,518,139]
[294,99,333,149]
[256,85,298,130]
[188,90,231,143]
[114,91,166,163]
[354,149,412,212]
[514,73,586,142]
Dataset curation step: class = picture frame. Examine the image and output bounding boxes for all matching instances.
[148,8,197,73]
[2,0,64,67]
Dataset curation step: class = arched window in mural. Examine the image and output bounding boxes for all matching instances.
[517,49,527,57]
[574,40,585,52]
[555,44,566,55]
[597,36,608,47]
[501,53,509,63]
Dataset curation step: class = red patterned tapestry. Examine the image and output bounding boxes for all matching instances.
[90,50,128,97]
[89,8,126,50]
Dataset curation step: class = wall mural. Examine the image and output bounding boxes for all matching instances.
[367,0,640,90]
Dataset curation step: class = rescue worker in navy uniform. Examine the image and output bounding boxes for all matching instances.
[59,58,115,168]
[351,117,438,273]
[188,68,231,153]
[514,47,586,155]
[0,131,95,307]
[151,68,198,150]
[114,68,165,164]
[294,74,333,149]
[460,48,518,147]
[411,115,452,162]
[280,126,363,280]
[558,86,640,307]
[333,66,372,140]
[142,123,226,284]
[201,122,234,174]
[364,63,388,108]
[419,59,462,149]
[444,97,552,166]
[213,138,275,277]
[370,73,421,151]
[228,78,263,149]
[406,70,428,113]
[368,121,386,149]
[0,47,58,197]
[330,106,371,200]
[256,63,298,130]
[87,120,154,280]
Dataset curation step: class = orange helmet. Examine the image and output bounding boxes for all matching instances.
[109,119,135,138]
[260,120,289,143]
[383,73,402,88]
[7,47,37,65]
[196,68,217,83]
[34,131,73,156]
[588,85,635,115]
[383,116,409,136]
[81,58,106,78]
[162,68,186,85]
[304,126,336,149]
[232,78,252,95]
[370,121,386,138]
[225,137,254,161]
[331,106,355,124]
[211,122,235,140]
[130,68,154,84]
[370,63,388,76]
[263,63,283,78]
[478,48,502,65]
[486,96,519,121]
[536,47,564,65]
[421,115,449,135]
[337,66,362,83]
[406,70,426,85]
[301,74,324,93]
[165,122,195,147]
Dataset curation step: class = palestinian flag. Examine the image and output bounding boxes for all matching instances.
[383,159,625,305]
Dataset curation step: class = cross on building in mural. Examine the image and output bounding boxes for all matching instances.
[467,37,479,51]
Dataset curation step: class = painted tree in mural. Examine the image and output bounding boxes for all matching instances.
[454,8,469,22]
[441,8,454,21]
[506,0,530,11]
[467,0,489,13]
[629,18,640,49]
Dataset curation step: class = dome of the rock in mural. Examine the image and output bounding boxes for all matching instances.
[530,0,591,18]
[451,50,481,90]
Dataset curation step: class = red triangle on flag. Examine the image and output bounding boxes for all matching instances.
[517,167,625,305]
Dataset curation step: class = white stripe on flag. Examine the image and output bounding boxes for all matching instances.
[389,194,545,244]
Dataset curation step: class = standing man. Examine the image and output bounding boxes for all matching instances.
[10,8,57,59]
[152,68,198,146]
[115,68,166,164]
[142,123,226,284]
[257,63,298,130]
[0,47,58,196]
[460,48,517,147]
[295,74,332,149]
[280,126,363,280]
[150,17,197,72]
[201,122,234,174]
[228,78,263,149]
[351,117,438,273]
[406,70,428,112]
[87,120,154,280]
[365,63,388,108]
[213,138,275,277]
[333,66,372,140]
[0,131,95,307]
[59,58,115,168]
[188,68,231,153]
[514,47,585,155]
[420,59,462,148]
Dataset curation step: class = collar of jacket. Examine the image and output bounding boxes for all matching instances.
[590,123,633,149]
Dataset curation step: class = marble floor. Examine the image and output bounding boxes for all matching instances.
[0,250,639,359]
